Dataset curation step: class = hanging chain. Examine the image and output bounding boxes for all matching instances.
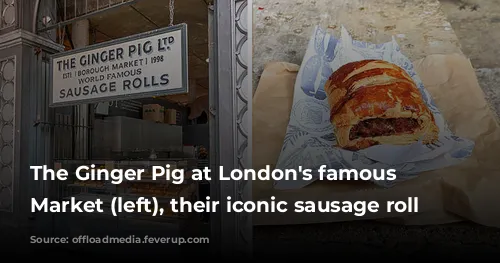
[169,0,175,26]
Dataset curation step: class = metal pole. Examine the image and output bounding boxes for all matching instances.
[210,0,253,258]
[71,19,90,159]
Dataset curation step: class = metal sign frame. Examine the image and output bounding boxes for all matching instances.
[48,23,189,107]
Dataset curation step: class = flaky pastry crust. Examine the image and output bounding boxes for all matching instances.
[324,60,439,150]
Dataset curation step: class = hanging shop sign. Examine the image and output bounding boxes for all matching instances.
[49,23,189,107]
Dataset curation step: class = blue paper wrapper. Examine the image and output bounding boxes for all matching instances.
[274,26,474,190]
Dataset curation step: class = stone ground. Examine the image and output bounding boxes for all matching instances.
[440,0,500,118]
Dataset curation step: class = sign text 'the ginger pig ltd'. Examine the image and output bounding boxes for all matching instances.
[50,24,188,107]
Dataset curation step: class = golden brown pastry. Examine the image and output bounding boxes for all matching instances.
[324,60,439,150]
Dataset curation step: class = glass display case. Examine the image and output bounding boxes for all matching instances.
[53,158,199,233]
[48,103,208,254]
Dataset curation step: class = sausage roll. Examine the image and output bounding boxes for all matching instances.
[324,60,439,151]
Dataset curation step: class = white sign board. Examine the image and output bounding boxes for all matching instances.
[50,24,188,107]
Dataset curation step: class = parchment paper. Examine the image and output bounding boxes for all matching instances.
[252,54,500,227]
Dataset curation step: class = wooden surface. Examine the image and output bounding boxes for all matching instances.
[253,0,463,91]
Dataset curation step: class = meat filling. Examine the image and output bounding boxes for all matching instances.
[349,118,420,140]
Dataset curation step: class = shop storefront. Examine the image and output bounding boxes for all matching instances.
[0,0,252,254]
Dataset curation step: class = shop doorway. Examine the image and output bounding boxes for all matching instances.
[32,0,252,254]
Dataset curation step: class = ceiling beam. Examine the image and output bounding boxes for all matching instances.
[37,0,140,33]
[190,51,207,64]
[129,5,160,28]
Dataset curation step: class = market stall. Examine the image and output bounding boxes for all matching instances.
[49,109,208,255]
[38,0,213,249]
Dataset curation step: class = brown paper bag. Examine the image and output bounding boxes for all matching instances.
[252,54,500,227]
[164,109,177,124]
[143,104,164,123]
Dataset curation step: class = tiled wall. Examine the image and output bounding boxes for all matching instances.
[0,0,16,30]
